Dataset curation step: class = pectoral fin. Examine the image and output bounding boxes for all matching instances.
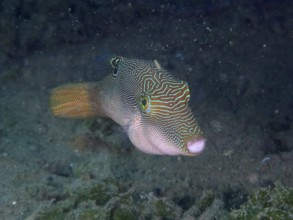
[49,83,105,118]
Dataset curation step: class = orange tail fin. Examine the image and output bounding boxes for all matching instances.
[49,83,105,118]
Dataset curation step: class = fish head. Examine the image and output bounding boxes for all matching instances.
[111,57,206,156]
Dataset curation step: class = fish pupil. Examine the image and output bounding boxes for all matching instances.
[142,98,147,107]
[140,96,149,111]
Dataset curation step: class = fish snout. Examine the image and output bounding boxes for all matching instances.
[185,136,206,155]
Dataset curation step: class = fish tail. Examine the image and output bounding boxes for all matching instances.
[49,83,105,118]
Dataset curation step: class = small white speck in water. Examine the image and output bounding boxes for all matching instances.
[206,27,212,32]
[261,157,271,164]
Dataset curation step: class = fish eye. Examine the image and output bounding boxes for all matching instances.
[140,95,150,112]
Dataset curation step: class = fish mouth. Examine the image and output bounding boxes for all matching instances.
[185,136,206,155]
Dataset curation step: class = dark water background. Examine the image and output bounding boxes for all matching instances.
[0,0,292,219]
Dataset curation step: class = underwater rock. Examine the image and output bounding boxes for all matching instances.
[230,182,293,219]
[199,199,228,220]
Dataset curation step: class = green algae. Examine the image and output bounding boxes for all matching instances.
[197,190,216,212]
[37,209,66,220]
[155,199,177,219]
[31,180,115,220]
[230,182,293,219]
[36,200,75,220]
[110,208,136,220]
[29,178,293,220]
[75,183,112,206]
[30,177,140,220]
[155,200,169,217]
[78,209,106,220]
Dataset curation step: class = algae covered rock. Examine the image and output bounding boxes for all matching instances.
[230,182,293,219]
[110,208,136,220]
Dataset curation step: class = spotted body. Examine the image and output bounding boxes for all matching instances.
[50,56,205,156]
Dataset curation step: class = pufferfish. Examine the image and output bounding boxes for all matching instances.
[49,56,206,156]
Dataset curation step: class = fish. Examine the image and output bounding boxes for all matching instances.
[49,56,206,156]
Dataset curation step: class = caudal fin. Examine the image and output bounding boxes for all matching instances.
[49,83,105,118]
